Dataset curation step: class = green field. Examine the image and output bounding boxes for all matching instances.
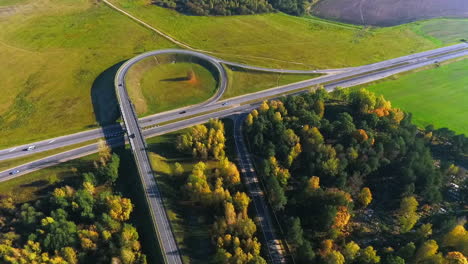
[356,59,468,134]
[0,0,175,148]
[127,61,217,116]
[110,0,468,69]
[223,67,321,98]
[0,154,97,204]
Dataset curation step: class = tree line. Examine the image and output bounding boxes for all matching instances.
[152,0,308,16]
[0,141,146,264]
[243,87,467,263]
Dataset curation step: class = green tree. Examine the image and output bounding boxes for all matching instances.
[287,217,304,247]
[385,255,405,264]
[397,196,420,233]
[343,241,360,262]
[359,246,381,263]
[297,240,315,264]
[173,162,184,177]
[100,153,120,183]
[42,215,78,251]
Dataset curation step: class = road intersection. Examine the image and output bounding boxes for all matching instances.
[0,43,467,263]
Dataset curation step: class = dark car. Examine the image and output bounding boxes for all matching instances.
[179,111,186,114]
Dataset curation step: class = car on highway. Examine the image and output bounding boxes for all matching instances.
[25,146,36,151]
[222,102,228,106]
[179,111,186,114]
[9,170,20,175]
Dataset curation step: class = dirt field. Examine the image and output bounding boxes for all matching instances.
[311,0,468,26]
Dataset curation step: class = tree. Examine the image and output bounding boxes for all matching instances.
[74,189,95,219]
[297,240,315,264]
[106,195,133,222]
[397,242,416,260]
[19,203,43,226]
[385,255,405,264]
[416,223,433,240]
[186,162,212,204]
[350,89,377,113]
[442,225,468,255]
[332,206,350,230]
[359,246,381,263]
[343,241,360,262]
[414,240,441,263]
[287,217,304,246]
[358,187,373,208]
[233,192,250,218]
[445,252,467,264]
[218,158,240,187]
[266,175,287,211]
[61,247,78,264]
[173,162,184,176]
[397,196,419,233]
[98,139,112,165]
[325,250,345,264]
[308,176,320,190]
[100,153,120,183]
[224,202,236,225]
[42,216,78,251]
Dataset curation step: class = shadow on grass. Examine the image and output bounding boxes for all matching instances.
[161,77,190,82]
[114,147,165,264]
[90,61,127,152]
[153,169,215,264]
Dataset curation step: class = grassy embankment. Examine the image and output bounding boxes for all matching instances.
[353,58,468,134]
[125,55,218,116]
[0,154,98,203]
[0,0,175,148]
[223,66,321,99]
[110,0,468,69]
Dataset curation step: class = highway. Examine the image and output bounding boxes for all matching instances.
[0,42,466,264]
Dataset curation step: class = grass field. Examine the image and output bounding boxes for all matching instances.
[223,67,321,98]
[0,0,175,148]
[110,0,468,69]
[0,154,97,204]
[126,60,218,116]
[355,59,468,135]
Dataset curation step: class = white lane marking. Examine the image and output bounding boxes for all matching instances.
[8,148,16,152]
[48,140,55,143]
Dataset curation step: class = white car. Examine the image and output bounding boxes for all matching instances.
[27,146,36,151]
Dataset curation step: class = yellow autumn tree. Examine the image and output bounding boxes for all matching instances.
[308,176,320,190]
[445,251,467,264]
[332,206,351,230]
[358,187,372,208]
[107,195,133,221]
[443,225,468,255]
